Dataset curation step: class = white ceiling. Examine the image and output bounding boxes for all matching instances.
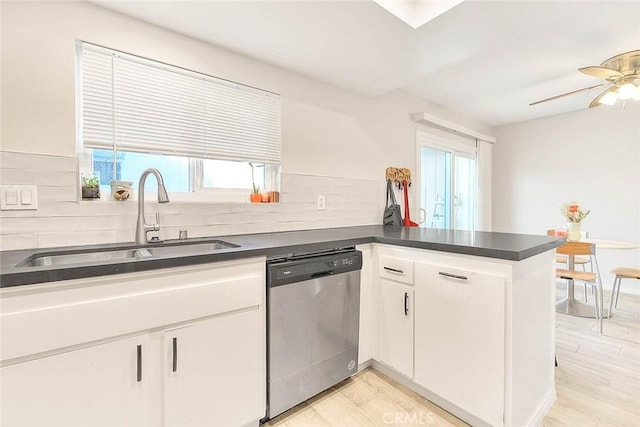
[93,0,640,127]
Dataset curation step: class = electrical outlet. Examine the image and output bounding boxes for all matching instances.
[317,195,326,211]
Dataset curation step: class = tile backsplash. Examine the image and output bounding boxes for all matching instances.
[0,152,381,250]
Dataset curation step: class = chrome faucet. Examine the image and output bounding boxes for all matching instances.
[135,168,170,245]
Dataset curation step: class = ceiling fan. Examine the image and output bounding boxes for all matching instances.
[530,50,640,108]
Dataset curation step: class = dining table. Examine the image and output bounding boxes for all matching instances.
[555,238,639,318]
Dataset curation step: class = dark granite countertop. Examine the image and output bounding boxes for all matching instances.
[0,225,563,288]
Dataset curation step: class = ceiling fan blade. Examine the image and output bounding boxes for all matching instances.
[579,66,623,79]
[529,84,605,106]
[589,87,615,108]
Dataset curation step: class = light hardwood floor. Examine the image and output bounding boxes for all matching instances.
[265,289,640,427]
[264,368,468,427]
[544,287,640,427]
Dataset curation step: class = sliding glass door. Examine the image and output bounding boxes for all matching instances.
[453,154,475,230]
[418,140,476,231]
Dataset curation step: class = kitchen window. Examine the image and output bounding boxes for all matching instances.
[76,42,281,199]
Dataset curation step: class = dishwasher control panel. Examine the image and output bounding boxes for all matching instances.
[267,249,362,287]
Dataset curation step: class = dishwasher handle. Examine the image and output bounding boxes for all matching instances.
[310,270,334,279]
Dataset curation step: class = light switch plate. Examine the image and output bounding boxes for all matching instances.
[317,194,326,211]
[1,185,38,210]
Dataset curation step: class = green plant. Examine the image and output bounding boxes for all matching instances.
[82,175,100,188]
[248,163,260,195]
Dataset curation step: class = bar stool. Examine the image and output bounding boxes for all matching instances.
[608,267,640,317]
[547,230,592,301]
[555,241,604,334]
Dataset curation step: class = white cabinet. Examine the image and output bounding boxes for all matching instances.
[378,255,414,285]
[163,309,264,427]
[1,334,154,427]
[0,257,266,427]
[377,279,414,378]
[371,244,555,427]
[414,262,505,427]
[375,248,415,378]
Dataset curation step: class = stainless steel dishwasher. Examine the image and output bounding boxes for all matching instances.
[265,248,362,420]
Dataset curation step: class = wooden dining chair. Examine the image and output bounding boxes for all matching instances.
[547,230,592,301]
[608,267,640,317]
[555,241,604,333]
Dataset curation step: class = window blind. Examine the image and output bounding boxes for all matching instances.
[79,42,281,164]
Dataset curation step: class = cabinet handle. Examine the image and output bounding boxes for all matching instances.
[384,266,404,274]
[136,344,142,382]
[439,271,468,280]
[404,292,409,316]
[172,337,178,373]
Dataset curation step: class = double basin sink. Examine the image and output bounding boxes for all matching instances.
[16,239,239,268]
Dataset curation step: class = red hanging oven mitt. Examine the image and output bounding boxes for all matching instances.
[402,180,419,227]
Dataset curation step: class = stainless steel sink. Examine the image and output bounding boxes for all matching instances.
[147,240,239,257]
[17,248,153,267]
[15,240,239,268]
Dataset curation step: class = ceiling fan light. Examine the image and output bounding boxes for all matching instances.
[618,83,636,100]
[632,85,640,101]
[599,90,618,106]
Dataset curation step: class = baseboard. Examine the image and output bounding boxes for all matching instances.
[370,360,490,427]
[358,358,373,372]
[524,388,556,427]
[242,418,261,427]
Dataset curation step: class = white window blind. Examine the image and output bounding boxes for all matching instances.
[79,42,281,164]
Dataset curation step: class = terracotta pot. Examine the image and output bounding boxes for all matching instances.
[268,191,280,203]
[250,193,262,203]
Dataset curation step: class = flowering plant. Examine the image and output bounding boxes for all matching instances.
[561,202,590,223]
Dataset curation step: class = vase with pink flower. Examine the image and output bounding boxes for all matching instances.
[561,202,590,241]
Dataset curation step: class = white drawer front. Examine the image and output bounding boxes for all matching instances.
[378,256,414,285]
[1,258,265,362]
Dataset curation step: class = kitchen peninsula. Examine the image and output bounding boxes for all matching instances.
[0,226,563,427]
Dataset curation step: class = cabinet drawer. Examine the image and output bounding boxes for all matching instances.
[1,258,265,362]
[378,256,414,285]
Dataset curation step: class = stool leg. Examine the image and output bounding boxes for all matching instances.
[598,281,604,334]
[608,276,619,318]
[581,264,588,302]
[614,276,623,310]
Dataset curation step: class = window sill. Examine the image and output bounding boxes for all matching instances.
[80,191,280,204]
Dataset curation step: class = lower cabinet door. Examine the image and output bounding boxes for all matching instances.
[377,279,414,378]
[163,308,265,427]
[414,263,505,426]
[0,334,153,427]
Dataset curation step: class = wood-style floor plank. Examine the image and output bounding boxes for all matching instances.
[544,288,640,427]
[265,291,640,426]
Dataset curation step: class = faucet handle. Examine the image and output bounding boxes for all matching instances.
[155,212,160,226]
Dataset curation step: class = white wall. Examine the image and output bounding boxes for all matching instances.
[0,1,492,250]
[0,1,490,176]
[493,105,640,292]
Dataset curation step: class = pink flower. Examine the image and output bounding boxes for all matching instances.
[561,202,590,223]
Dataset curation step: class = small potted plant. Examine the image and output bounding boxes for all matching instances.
[81,174,101,200]
[249,163,262,203]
